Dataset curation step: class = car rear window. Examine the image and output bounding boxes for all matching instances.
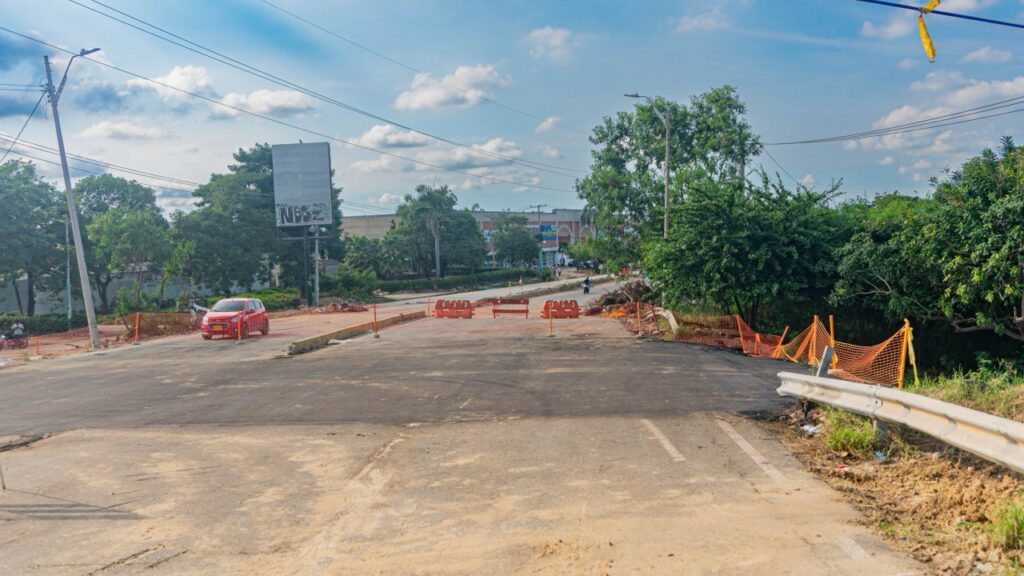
[211,300,245,312]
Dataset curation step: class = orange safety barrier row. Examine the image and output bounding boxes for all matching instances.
[492,298,530,318]
[122,311,203,340]
[541,300,580,319]
[434,299,474,319]
[669,311,918,388]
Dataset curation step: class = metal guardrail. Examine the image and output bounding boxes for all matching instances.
[778,371,1024,475]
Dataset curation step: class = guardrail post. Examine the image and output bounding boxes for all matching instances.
[874,418,890,443]
[815,346,834,377]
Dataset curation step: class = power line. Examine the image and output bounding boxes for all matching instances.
[854,0,1024,30]
[0,87,43,92]
[766,96,1024,146]
[254,0,586,135]
[761,149,804,188]
[69,0,583,179]
[0,92,44,164]
[0,27,576,194]
[0,82,40,87]
[7,147,196,198]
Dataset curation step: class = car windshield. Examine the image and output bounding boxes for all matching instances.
[211,300,245,312]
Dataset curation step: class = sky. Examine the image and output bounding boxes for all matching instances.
[1,0,1022,217]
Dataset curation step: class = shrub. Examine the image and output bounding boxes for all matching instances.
[0,312,89,335]
[321,265,377,300]
[822,408,876,455]
[992,498,1024,551]
[205,288,301,310]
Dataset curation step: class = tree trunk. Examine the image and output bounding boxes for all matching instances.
[95,274,112,314]
[11,279,23,314]
[26,270,35,317]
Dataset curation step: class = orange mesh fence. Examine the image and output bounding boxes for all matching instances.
[122,312,202,340]
[668,310,917,388]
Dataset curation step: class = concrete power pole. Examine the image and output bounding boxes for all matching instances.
[530,204,547,272]
[44,52,101,349]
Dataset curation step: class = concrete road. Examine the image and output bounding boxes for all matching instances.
[0,283,923,574]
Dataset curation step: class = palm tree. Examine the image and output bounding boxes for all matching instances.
[400,185,456,278]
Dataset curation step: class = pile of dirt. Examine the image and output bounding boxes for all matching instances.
[772,410,1024,574]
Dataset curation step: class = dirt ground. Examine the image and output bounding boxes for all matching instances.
[774,411,1024,575]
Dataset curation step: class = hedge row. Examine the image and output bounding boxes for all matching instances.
[205,288,302,311]
[0,312,90,334]
[375,268,552,293]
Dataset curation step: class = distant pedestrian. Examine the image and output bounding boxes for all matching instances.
[8,320,25,338]
[582,276,591,295]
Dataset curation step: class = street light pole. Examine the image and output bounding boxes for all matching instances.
[44,50,101,349]
[625,93,670,239]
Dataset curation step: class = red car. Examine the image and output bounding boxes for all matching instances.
[201,298,269,340]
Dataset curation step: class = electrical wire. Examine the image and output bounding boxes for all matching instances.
[70,0,583,179]
[854,0,1024,30]
[253,0,586,135]
[6,147,196,197]
[770,97,1024,145]
[0,92,45,164]
[0,87,43,92]
[761,149,804,188]
[0,26,576,193]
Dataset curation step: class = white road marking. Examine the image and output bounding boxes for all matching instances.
[715,419,786,484]
[836,536,869,561]
[458,398,472,409]
[641,419,686,462]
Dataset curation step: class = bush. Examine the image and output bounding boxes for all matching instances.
[321,265,377,300]
[0,312,88,335]
[822,408,876,455]
[376,268,551,293]
[205,288,301,311]
[992,498,1024,551]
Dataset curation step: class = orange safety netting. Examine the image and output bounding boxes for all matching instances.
[121,312,202,339]
[669,311,918,388]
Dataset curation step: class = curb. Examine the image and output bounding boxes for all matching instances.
[287,311,427,355]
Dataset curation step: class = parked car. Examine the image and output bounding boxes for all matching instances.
[201,298,269,340]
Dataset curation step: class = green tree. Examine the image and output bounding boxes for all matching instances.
[577,86,761,268]
[397,185,456,278]
[87,205,171,309]
[72,174,162,312]
[0,161,63,315]
[644,169,846,328]
[343,235,403,279]
[490,213,538,266]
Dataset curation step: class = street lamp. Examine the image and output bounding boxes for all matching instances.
[44,48,102,349]
[625,93,670,239]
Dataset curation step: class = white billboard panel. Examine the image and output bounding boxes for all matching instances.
[271,142,333,227]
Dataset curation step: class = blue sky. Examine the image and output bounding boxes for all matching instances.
[1,0,1022,215]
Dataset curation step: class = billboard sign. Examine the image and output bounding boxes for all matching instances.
[541,224,557,241]
[271,142,333,227]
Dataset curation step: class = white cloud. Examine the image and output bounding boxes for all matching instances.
[80,120,168,140]
[394,64,506,111]
[524,27,576,61]
[861,16,914,40]
[349,124,430,148]
[676,9,730,33]
[910,70,973,92]
[348,155,413,173]
[369,193,402,206]
[416,138,523,171]
[537,145,562,160]
[898,58,918,70]
[879,156,895,165]
[946,75,1024,107]
[912,159,932,169]
[962,46,1012,63]
[214,89,314,118]
[535,116,560,133]
[126,65,213,99]
[799,174,815,187]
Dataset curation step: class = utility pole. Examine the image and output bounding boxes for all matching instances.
[45,51,101,349]
[313,232,320,307]
[625,93,670,239]
[530,204,547,272]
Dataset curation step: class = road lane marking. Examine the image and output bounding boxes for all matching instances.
[837,536,869,561]
[641,419,686,462]
[715,419,786,484]
[458,398,472,409]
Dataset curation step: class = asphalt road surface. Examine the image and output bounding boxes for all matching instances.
[0,284,922,574]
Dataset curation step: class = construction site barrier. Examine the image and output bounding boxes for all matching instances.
[492,298,530,318]
[670,312,918,388]
[434,300,474,319]
[122,312,202,340]
[541,300,580,319]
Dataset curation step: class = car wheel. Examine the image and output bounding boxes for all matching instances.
[261,321,270,336]
[202,334,212,340]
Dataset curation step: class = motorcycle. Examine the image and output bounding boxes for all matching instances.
[0,333,28,350]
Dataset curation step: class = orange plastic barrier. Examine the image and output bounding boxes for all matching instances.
[434,300,474,319]
[492,298,529,318]
[541,300,580,319]
[122,312,202,340]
